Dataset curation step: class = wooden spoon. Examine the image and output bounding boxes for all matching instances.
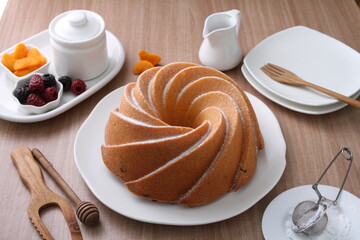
[11,146,82,240]
[32,148,100,226]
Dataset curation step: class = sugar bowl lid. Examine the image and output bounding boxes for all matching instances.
[49,10,105,42]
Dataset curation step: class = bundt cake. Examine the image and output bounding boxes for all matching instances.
[101,62,264,207]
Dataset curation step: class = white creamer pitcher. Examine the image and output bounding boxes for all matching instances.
[199,9,242,71]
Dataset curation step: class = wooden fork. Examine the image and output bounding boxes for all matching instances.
[261,63,360,109]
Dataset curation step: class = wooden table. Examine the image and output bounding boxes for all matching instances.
[1,0,359,239]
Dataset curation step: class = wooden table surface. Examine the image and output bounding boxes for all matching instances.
[0,0,359,239]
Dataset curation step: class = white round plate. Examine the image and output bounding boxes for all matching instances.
[242,65,360,115]
[244,26,360,107]
[262,185,360,240]
[0,30,125,122]
[74,86,286,226]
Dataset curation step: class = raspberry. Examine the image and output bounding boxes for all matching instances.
[28,74,44,93]
[14,86,31,104]
[71,79,86,95]
[42,73,56,88]
[41,87,58,102]
[26,93,46,106]
[58,76,72,91]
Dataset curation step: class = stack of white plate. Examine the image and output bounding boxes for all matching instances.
[242,26,360,115]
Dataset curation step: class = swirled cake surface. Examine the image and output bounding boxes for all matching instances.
[101,62,264,207]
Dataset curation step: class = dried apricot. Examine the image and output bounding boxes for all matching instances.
[27,48,41,57]
[14,66,39,77]
[133,60,154,75]
[1,53,17,72]
[12,43,28,59]
[27,48,47,65]
[138,49,161,65]
[1,43,46,76]
[14,57,44,71]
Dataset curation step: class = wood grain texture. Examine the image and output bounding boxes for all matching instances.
[32,148,100,226]
[0,0,359,239]
[11,146,82,240]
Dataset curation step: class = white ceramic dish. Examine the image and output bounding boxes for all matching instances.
[244,26,360,107]
[241,65,360,115]
[74,86,286,226]
[262,185,360,240]
[0,29,125,123]
[12,75,63,114]
[0,44,50,82]
[49,10,108,80]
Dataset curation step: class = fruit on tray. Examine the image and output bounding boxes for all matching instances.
[28,74,45,93]
[70,79,87,95]
[41,87,58,102]
[42,73,56,88]
[14,74,58,106]
[58,76,86,95]
[14,73,87,109]
[26,93,47,106]
[12,43,28,59]
[58,76,72,91]
[2,43,47,77]
[2,53,17,72]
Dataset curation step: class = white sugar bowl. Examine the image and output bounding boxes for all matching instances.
[49,10,108,81]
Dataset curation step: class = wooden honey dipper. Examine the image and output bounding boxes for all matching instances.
[32,148,100,226]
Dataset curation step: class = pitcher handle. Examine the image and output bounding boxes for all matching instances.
[225,9,241,36]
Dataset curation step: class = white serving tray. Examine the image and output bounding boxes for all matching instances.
[0,30,125,123]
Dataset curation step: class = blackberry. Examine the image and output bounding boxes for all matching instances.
[14,86,31,104]
[58,76,72,91]
[23,80,30,89]
[71,79,86,95]
[42,73,56,88]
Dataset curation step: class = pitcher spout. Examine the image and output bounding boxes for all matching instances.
[202,9,241,38]
[199,9,243,71]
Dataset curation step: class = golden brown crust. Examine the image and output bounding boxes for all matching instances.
[101,62,264,207]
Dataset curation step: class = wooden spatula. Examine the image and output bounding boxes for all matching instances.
[11,146,82,240]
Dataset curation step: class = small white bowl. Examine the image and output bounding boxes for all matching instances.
[0,44,50,83]
[12,74,63,114]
